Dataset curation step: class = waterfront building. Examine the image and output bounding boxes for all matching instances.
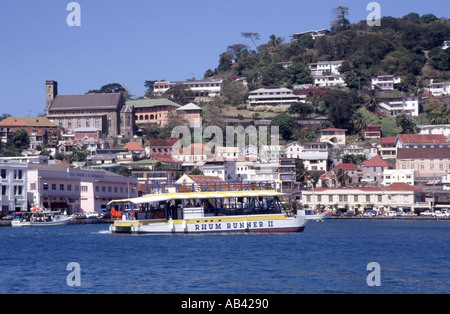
[27,164,137,214]
[301,183,425,212]
[0,160,28,215]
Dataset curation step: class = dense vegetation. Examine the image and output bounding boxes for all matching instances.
[198,10,450,143]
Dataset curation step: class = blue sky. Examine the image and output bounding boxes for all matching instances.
[0,0,448,116]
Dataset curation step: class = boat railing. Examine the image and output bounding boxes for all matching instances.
[145,180,276,194]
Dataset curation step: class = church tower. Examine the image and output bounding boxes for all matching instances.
[45,80,58,115]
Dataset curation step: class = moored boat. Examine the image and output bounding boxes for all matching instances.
[297,209,331,221]
[108,182,306,234]
[11,209,70,227]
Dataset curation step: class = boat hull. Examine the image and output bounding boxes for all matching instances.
[110,214,306,234]
[11,218,70,227]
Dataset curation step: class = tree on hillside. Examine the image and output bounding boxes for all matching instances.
[322,90,361,131]
[241,32,260,51]
[352,111,367,139]
[270,113,294,141]
[331,6,350,32]
[88,83,131,100]
[395,113,416,134]
[365,90,380,113]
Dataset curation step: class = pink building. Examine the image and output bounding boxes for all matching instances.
[362,155,392,182]
[27,163,137,214]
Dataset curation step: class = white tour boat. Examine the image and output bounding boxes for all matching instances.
[298,209,331,221]
[108,182,306,234]
[11,209,70,227]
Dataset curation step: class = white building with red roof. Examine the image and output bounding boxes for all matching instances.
[302,183,425,212]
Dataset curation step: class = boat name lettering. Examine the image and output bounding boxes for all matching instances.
[194,220,274,231]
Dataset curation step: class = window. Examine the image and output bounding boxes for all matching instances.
[1,169,6,179]
[1,186,6,196]
[329,195,333,202]
[43,183,49,190]
[60,184,64,191]
[67,185,72,191]
[366,195,370,202]
[81,186,88,192]
[378,195,382,202]
[52,184,57,190]
[354,195,358,202]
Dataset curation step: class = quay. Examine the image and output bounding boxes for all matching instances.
[331,216,450,221]
[0,219,113,227]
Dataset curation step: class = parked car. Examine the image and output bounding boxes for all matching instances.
[331,211,343,217]
[385,211,397,217]
[2,212,26,220]
[84,211,99,219]
[97,211,111,219]
[420,210,436,217]
[403,212,417,217]
[363,210,378,217]
[435,211,449,218]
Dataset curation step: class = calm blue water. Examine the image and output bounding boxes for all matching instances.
[0,220,448,294]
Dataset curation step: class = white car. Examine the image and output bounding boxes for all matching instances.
[385,211,397,217]
[421,210,436,217]
[435,210,449,218]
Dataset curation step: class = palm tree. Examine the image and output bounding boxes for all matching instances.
[352,112,367,139]
[268,35,283,54]
[336,168,349,187]
[365,91,380,113]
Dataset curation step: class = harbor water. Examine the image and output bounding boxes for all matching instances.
[0,219,448,294]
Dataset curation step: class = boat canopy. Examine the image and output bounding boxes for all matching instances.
[108,190,283,206]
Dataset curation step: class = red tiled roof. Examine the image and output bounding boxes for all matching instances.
[186,175,224,183]
[331,163,359,171]
[363,155,391,168]
[123,141,144,151]
[319,128,347,132]
[397,147,450,159]
[384,182,424,194]
[148,138,180,147]
[397,134,447,144]
[379,137,397,144]
[313,187,383,192]
[151,154,181,163]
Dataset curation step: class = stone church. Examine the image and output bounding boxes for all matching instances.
[45,81,135,138]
